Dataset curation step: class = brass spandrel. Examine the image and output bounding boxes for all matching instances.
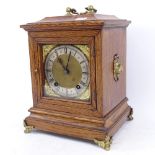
[75,45,90,60]
[43,45,56,62]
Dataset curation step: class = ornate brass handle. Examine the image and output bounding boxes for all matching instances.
[66,5,97,15]
[113,54,123,81]
[66,7,78,15]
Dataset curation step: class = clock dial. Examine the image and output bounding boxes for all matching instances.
[45,45,90,98]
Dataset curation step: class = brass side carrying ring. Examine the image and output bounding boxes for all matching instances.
[113,54,123,81]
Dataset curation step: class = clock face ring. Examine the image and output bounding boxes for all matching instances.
[45,45,90,98]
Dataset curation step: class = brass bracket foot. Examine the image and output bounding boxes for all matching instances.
[128,107,133,121]
[23,120,34,133]
[94,135,112,151]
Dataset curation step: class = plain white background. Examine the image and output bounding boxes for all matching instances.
[0,0,155,155]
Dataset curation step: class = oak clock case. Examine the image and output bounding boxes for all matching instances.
[21,6,133,151]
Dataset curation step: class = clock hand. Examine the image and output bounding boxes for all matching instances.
[57,57,66,70]
[66,51,71,71]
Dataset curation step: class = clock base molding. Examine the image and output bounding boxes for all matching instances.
[24,100,133,150]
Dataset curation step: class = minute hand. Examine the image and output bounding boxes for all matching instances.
[66,51,71,70]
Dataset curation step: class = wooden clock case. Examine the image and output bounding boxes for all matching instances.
[21,13,133,150]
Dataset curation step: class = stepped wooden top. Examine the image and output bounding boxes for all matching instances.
[20,14,131,31]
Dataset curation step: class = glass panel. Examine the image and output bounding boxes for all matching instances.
[43,44,90,101]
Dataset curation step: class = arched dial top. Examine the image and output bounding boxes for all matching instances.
[45,45,90,98]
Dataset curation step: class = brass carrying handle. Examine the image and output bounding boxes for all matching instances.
[113,54,123,81]
[66,5,97,15]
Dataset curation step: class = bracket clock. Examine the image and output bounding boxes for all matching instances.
[21,5,133,150]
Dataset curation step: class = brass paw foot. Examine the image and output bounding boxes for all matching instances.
[94,135,112,151]
[128,107,133,121]
[23,120,34,133]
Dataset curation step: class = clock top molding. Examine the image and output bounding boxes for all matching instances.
[20,13,131,31]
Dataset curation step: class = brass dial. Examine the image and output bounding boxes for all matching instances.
[45,45,90,98]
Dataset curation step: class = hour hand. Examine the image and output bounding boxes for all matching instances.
[58,58,69,74]
[58,58,66,70]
